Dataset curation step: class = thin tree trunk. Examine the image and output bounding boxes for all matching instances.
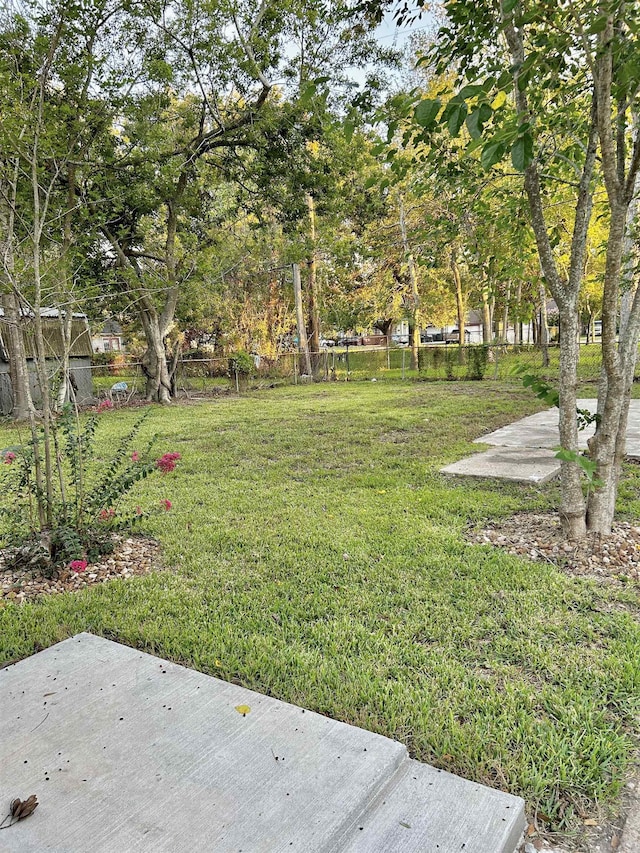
[502,283,510,343]
[1,293,34,420]
[481,286,492,344]
[503,13,596,539]
[56,165,75,410]
[293,263,312,376]
[538,283,550,367]
[399,197,420,370]
[514,281,522,345]
[306,193,321,372]
[1,159,34,419]
[451,251,465,358]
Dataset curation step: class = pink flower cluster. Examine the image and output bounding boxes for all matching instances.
[156,452,181,474]
[160,499,172,511]
[3,451,16,465]
[69,560,88,573]
[131,451,140,462]
[99,507,116,521]
[96,399,114,413]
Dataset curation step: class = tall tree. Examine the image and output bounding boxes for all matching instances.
[402,0,640,538]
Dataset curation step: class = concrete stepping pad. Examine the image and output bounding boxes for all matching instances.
[0,633,525,853]
[441,446,561,484]
[475,399,640,458]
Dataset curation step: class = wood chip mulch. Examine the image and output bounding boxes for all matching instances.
[467,511,640,586]
[0,535,162,605]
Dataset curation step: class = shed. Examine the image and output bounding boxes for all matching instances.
[0,309,94,416]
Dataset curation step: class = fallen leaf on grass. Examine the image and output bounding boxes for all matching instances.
[583,818,598,826]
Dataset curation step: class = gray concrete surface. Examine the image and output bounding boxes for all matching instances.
[619,779,640,853]
[0,633,525,852]
[475,399,640,458]
[441,446,561,483]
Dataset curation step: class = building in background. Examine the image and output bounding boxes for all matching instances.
[0,309,94,416]
[92,319,125,353]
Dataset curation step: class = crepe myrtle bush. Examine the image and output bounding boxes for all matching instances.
[0,405,180,574]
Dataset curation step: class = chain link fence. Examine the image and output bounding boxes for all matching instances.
[78,343,618,404]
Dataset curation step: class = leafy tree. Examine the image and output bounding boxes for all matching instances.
[397,0,640,538]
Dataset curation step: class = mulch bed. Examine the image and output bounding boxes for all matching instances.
[467,511,640,586]
[0,535,163,604]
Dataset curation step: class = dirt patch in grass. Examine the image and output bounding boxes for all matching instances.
[0,535,163,604]
[468,511,640,587]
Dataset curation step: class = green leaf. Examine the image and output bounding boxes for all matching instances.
[298,81,317,108]
[587,16,608,34]
[511,133,533,171]
[481,140,506,170]
[458,84,484,99]
[447,102,467,136]
[502,0,519,12]
[466,102,492,139]
[344,119,355,143]
[414,98,441,129]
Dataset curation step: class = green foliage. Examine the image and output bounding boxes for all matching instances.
[228,351,255,377]
[516,368,560,407]
[465,345,489,380]
[444,345,457,379]
[554,447,603,489]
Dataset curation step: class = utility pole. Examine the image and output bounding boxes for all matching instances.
[292,263,312,377]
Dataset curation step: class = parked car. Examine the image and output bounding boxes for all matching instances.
[319,338,336,347]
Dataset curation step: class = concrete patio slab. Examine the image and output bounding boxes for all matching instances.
[0,633,525,853]
[474,399,640,458]
[441,446,561,483]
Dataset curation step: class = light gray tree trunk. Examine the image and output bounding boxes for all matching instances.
[0,292,34,419]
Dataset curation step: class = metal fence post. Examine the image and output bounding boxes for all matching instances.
[402,348,406,379]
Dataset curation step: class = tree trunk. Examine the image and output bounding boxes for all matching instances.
[538,283,550,367]
[502,283,510,343]
[451,251,465,359]
[481,287,492,344]
[558,308,587,539]
[140,308,173,403]
[586,201,637,534]
[55,165,75,411]
[1,293,34,420]
[306,193,321,372]
[292,263,312,376]
[399,197,420,370]
[0,156,34,420]
[514,281,522,345]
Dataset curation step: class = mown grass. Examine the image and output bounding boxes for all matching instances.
[1,380,639,834]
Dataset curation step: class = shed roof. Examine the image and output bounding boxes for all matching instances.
[0,311,93,362]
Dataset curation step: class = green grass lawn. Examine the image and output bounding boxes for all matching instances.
[1,380,639,835]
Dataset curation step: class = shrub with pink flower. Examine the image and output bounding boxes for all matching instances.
[2,407,182,574]
[156,452,181,474]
